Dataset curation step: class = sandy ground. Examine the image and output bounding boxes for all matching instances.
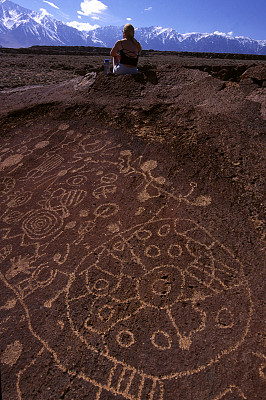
[0,48,265,400]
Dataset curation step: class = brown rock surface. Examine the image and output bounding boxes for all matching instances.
[0,48,265,400]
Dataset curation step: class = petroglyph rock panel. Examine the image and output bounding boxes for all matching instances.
[0,120,262,400]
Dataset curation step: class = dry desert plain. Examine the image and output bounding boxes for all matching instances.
[0,47,265,400]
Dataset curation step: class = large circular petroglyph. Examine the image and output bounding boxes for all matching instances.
[67,218,252,380]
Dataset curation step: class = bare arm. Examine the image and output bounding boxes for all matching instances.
[110,41,121,57]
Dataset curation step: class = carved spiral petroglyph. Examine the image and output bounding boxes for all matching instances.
[22,210,63,241]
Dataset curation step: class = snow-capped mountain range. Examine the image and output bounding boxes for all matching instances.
[1,0,266,54]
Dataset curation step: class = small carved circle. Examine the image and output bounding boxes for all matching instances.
[136,229,152,241]
[168,244,182,258]
[67,175,87,186]
[33,265,55,285]
[138,265,184,308]
[216,307,234,329]
[151,331,172,350]
[100,173,118,184]
[93,279,109,292]
[117,330,135,348]
[144,245,161,258]
[157,224,171,237]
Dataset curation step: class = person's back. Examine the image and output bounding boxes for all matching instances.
[110,24,142,75]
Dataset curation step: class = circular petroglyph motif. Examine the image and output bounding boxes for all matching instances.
[151,331,172,350]
[98,305,115,322]
[168,244,182,258]
[86,266,119,297]
[157,224,171,237]
[66,175,87,186]
[100,173,118,184]
[22,210,63,241]
[144,245,161,258]
[136,229,152,241]
[138,265,184,308]
[57,169,68,177]
[32,265,55,285]
[93,278,109,292]
[79,209,89,217]
[117,330,135,348]
[216,307,234,329]
[65,218,252,381]
[140,160,157,172]
[65,221,76,229]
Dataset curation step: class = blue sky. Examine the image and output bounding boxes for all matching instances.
[12,0,266,40]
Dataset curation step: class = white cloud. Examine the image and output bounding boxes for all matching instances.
[126,17,132,21]
[67,21,100,31]
[144,7,152,11]
[92,16,100,20]
[77,0,107,17]
[227,31,233,36]
[43,1,59,9]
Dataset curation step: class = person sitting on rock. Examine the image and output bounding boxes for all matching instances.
[110,24,142,75]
